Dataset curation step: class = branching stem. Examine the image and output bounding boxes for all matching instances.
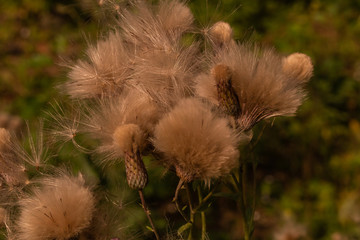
[173,178,188,221]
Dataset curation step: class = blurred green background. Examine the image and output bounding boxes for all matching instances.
[1,0,360,239]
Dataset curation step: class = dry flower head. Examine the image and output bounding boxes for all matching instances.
[196,43,311,131]
[17,174,95,240]
[282,52,313,84]
[208,21,234,47]
[153,98,239,183]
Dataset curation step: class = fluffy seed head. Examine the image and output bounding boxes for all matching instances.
[157,0,194,36]
[282,53,313,84]
[131,43,199,110]
[17,174,95,240]
[120,0,193,53]
[63,30,132,99]
[212,64,233,85]
[208,21,234,47]
[196,42,310,131]
[113,124,145,155]
[153,98,239,183]
[80,90,160,165]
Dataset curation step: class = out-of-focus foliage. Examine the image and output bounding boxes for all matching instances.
[1,0,360,239]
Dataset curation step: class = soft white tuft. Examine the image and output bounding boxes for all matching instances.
[153,98,239,182]
[282,52,313,84]
[131,44,199,110]
[208,21,234,47]
[157,0,194,38]
[113,123,145,155]
[119,0,193,53]
[63,30,132,99]
[17,174,95,240]
[80,90,160,165]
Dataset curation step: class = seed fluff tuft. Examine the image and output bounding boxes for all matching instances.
[16,173,95,240]
[153,98,239,183]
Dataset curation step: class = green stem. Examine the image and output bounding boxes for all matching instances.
[251,162,257,218]
[173,178,188,222]
[185,183,194,240]
[232,168,250,240]
[192,188,215,213]
[197,186,207,240]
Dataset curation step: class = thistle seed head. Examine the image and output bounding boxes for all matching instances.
[153,98,240,183]
[208,21,234,47]
[17,174,95,240]
[282,53,313,84]
[112,124,145,156]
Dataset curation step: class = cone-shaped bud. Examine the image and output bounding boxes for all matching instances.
[212,64,241,118]
[124,150,148,189]
[113,124,148,189]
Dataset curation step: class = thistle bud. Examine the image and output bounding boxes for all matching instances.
[124,150,148,189]
[209,21,234,47]
[212,64,241,118]
[282,53,313,84]
[113,124,148,189]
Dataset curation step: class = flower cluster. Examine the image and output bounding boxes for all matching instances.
[0,0,313,239]
[59,0,312,186]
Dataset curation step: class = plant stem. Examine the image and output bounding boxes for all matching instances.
[185,183,195,240]
[138,189,160,240]
[232,168,250,240]
[173,178,188,221]
[192,188,215,213]
[197,186,206,240]
[251,162,257,219]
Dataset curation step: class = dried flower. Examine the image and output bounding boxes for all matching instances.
[153,98,239,183]
[131,44,199,110]
[196,42,312,131]
[119,0,193,52]
[17,173,95,240]
[157,0,194,40]
[208,21,234,48]
[80,90,160,165]
[282,52,313,84]
[63,30,132,99]
[113,124,148,189]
